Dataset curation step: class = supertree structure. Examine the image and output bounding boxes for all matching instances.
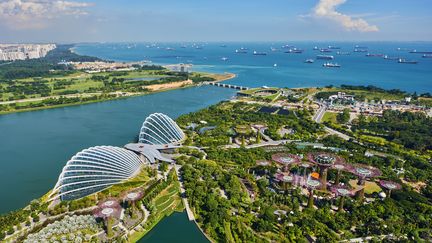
[331,161,354,186]
[308,152,344,191]
[274,172,294,191]
[272,153,301,171]
[122,190,144,209]
[379,180,402,198]
[350,164,382,201]
[93,199,121,237]
[305,179,321,208]
[331,185,354,212]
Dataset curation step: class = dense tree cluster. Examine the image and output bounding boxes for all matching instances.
[176,102,322,147]
[354,110,432,151]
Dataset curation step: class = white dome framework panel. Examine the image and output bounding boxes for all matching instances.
[49,146,143,201]
[139,113,185,145]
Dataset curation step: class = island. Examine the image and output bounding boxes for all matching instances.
[1,84,431,242]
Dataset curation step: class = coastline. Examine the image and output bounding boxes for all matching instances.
[0,73,236,116]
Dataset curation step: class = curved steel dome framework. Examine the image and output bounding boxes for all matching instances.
[49,146,143,201]
[139,113,185,145]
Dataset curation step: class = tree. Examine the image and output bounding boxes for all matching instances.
[337,108,350,124]
[159,161,169,172]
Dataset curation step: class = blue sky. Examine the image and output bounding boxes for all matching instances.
[0,0,431,43]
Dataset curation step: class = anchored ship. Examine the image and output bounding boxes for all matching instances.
[253,51,267,56]
[316,55,334,60]
[398,58,418,64]
[323,62,341,68]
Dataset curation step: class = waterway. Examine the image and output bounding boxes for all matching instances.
[138,211,208,243]
[0,86,235,214]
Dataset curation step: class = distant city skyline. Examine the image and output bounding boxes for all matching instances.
[0,0,431,43]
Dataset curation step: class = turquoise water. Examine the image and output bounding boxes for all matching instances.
[0,86,235,214]
[138,211,208,243]
[74,42,432,93]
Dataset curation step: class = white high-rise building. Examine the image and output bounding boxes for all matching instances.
[0,44,56,61]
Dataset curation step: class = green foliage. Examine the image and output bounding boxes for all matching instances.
[355,110,432,151]
[336,108,350,124]
[177,102,322,147]
[0,208,31,234]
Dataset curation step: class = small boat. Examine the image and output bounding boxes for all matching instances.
[304,59,314,63]
[423,54,432,58]
[398,58,418,64]
[253,51,267,56]
[273,63,278,67]
[316,55,334,60]
[323,62,341,68]
[270,47,278,52]
[220,45,227,48]
[313,46,319,50]
[328,46,341,49]
[355,45,368,49]
[240,47,248,50]
[221,57,229,61]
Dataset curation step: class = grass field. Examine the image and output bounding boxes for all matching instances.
[322,87,405,101]
[322,112,338,123]
[349,180,382,194]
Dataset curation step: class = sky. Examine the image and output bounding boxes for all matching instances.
[0,0,431,43]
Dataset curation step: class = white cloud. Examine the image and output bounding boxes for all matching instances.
[313,0,379,32]
[0,0,93,29]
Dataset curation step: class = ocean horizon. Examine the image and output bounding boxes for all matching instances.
[73,41,432,93]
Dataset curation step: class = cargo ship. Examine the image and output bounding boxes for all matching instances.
[398,58,418,64]
[253,51,267,56]
[285,48,303,54]
[354,49,368,53]
[423,54,432,58]
[336,51,351,55]
[323,62,341,68]
[316,55,334,60]
[282,44,295,49]
[320,48,332,53]
[366,53,384,57]
[409,50,432,54]
[383,55,400,60]
[235,49,248,54]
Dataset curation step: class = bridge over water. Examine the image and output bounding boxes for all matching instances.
[205,81,249,90]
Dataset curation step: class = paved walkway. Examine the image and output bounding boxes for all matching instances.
[174,165,195,221]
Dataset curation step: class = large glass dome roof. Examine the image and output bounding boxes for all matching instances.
[49,146,143,201]
[139,113,185,145]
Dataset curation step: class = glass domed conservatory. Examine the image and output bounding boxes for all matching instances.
[139,113,185,145]
[49,146,143,201]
